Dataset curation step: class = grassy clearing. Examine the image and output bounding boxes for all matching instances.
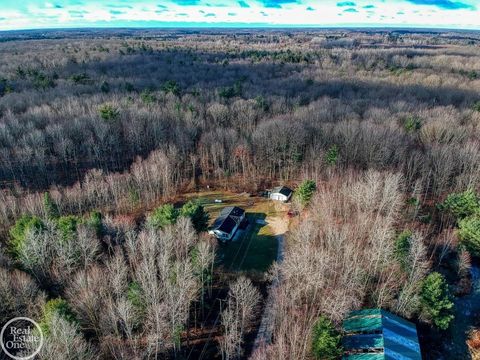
[184,191,278,220]
[216,213,278,272]
[183,191,288,272]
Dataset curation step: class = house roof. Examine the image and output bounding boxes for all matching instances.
[220,206,245,218]
[342,309,421,360]
[271,186,293,197]
[212,206,245,234]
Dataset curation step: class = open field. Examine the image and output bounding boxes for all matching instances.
[184,191,280,220]
[184,191,289,272]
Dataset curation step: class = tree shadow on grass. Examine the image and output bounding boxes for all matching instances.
[215,212,278,273]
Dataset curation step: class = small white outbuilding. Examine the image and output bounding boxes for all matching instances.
[269,186,293,202]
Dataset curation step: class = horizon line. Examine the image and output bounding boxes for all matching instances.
[1,24,480,33]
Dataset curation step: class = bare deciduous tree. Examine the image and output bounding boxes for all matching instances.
[37,313,97,360]
[220,276,260,360]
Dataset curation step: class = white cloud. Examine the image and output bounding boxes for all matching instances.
[0,0,479,30]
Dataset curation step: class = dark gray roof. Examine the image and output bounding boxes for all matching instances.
[212,206,245,234]
[220,206,245,218]
[272,186,293,197]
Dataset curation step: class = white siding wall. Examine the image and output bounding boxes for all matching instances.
[270,193,288,201]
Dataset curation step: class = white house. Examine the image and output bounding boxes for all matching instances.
[269,186,293,202]
[208,206,246,241]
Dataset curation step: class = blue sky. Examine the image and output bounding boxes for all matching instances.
[0,0,479,30]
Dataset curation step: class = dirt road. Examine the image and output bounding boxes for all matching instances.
[253,202,289,350]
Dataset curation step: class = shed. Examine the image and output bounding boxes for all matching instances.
[269,186,293,202]
[342,309,422,360]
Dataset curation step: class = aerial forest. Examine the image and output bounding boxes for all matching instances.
[0,29,479,359]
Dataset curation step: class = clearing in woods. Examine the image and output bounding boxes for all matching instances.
[183,191,289,272]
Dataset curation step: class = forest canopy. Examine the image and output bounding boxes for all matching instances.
[0,28,479,360]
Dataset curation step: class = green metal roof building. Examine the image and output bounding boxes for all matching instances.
[342,309,422,360]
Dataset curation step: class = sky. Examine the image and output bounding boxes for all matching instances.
[0,0,479,31]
